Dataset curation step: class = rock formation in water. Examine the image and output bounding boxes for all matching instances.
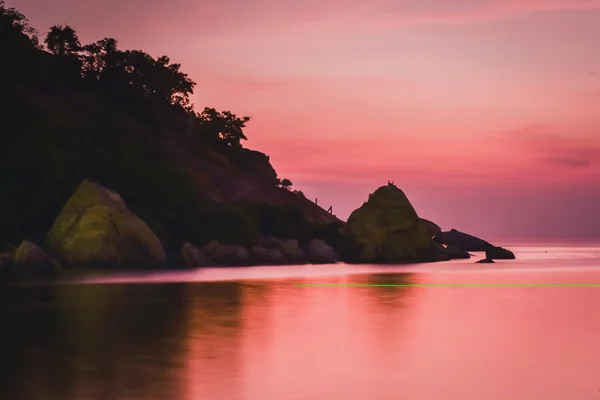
[433,229,491,252]
[485,246,515,260]
[343,183,442,263]
[433,229,516,260]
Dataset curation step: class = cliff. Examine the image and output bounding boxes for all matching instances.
[0,2,341,259]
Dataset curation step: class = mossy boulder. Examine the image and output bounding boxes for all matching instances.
[46,179,167,266]
[344,183,433,263]
[14,240,54,268]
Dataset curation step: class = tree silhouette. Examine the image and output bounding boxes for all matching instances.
[80,37,119,81]
[44,24,81,56]
[197,107,250,147]
[280,178,292,190]
[0,0,40,48]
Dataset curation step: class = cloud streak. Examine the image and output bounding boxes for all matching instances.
[543,157,591,168]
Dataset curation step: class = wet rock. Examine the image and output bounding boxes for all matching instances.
[486,246,515,260]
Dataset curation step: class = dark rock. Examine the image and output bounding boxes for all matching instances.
[486,246,515,260]
[208,244,250,266]
[181,243,208,267]
[344,183,433,263]
[419,218,442,238]
[278,239,305,263]
[305,239,338,264]
[260,237,284,249]
[422,242,452,262]
[251,246,287,264]
[476,258,495,264]
[14,240,53,268]
[424,241,470,261]
[445,244,471,259]
[433,229,491,252]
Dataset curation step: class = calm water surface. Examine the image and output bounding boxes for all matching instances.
[1,242,600,400]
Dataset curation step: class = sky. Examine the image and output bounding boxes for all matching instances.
[8,0,600,239]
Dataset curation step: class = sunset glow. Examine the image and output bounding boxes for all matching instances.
[9,0,600,238]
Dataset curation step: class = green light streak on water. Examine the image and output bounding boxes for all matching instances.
[293,283,600,287]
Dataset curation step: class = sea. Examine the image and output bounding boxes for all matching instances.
[1,240,599,400]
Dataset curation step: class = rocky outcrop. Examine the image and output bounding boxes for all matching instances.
[477,258,495,264]
[251,246,287,264]
[344,184,433,263]
[422,241,471,262]
[14,240,54,268]
[305,239,337,264]
[420,218,442,238]
[279,239,305,263]
[486,246,515,260]
[204,242,250,266]
[46,180,167,266]
[433,229,491,252]
[259,237,285,249]
[181,243,208,267]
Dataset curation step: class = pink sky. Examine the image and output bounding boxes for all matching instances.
[9,0,600,238]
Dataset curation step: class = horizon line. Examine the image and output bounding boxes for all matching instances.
[294,283,600,287]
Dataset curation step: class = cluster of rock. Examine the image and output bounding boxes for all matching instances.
[433,229,515,263]
[181,236,337,267]
[0,179,338,274]
[342,183,515,264]
[0,179,515,276]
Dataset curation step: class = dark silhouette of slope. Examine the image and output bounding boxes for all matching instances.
[159,137,341,224]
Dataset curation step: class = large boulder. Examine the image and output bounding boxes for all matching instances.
[278,239,305,263]
[433,229,491,252]
[14,240,54,268]
[181,243,208,267]
[46,180,167,266]
[251,246,287,265]
[486,246,515,260]
[259,237,285,249]
[206,243,250,266]
[344,183,433,263]
[305,239,338,264]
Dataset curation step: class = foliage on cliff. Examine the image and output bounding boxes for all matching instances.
[0,1,338,254]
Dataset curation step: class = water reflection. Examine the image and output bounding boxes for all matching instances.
[2,251,600,400]
[0,282,251,400]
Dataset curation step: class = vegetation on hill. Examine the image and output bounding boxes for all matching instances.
[0,1,341,255]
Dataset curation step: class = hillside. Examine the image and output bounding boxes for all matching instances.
[0,1,341,256]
